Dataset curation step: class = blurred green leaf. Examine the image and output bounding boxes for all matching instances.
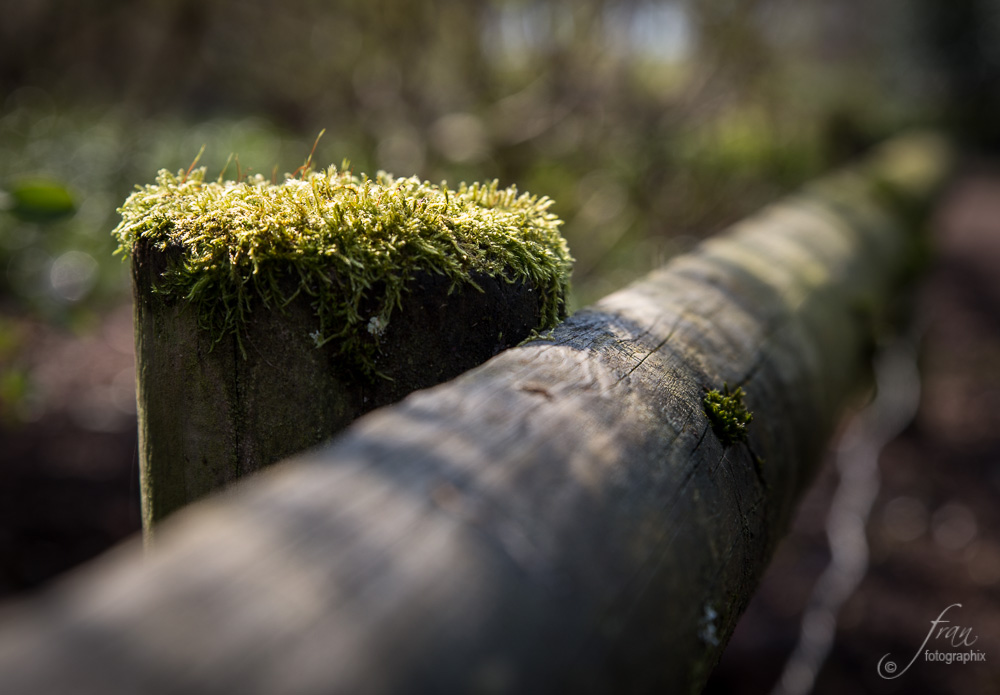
[0,316,26,362]
[6,179,77,223]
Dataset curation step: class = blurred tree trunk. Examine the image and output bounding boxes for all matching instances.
[918,0,1000,148]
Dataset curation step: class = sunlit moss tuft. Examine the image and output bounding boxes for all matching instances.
[703,383,753,447]
[113,164,573,374]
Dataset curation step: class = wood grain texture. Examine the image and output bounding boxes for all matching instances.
[133,240,550,533]
[0,134,951,694]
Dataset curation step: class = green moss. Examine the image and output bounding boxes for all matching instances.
[112,164,573,374]
[703,383,753,447]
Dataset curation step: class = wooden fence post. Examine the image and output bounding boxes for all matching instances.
[0,133,952,694]
[117,169,572,534]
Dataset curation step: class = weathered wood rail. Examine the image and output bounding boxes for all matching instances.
[0,134,951,694]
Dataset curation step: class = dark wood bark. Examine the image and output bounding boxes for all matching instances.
[132,246,549,534]
[0,134,951,694]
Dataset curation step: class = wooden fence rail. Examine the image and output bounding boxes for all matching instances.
[0,133,951,694]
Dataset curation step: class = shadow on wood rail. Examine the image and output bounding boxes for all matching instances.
[0,133,952,694]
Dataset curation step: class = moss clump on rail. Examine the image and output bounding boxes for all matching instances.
[703,384,753,447]
[112,164,573,374]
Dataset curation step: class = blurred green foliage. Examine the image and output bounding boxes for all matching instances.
[6,179,76,223]
[0,0,936,322]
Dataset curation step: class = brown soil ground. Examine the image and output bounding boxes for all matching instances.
[0,303,140,596]
[1,166,999,692]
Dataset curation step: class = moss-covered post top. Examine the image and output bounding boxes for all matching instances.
[113,163,573,373]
